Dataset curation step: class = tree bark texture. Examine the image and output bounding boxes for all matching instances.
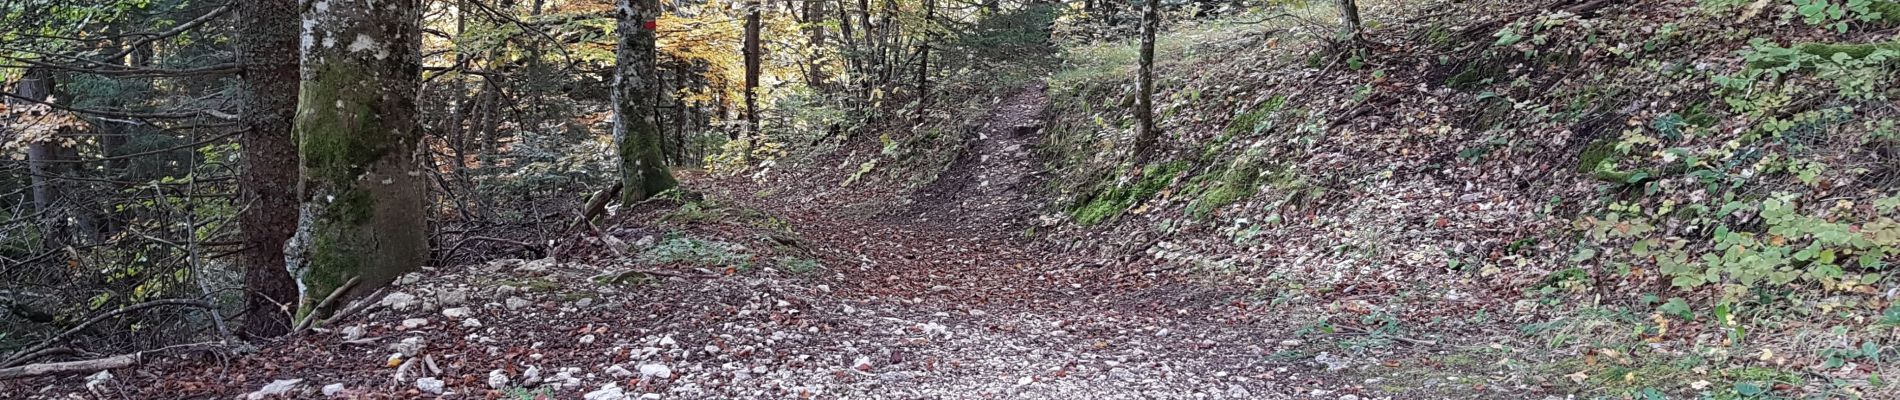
[236,0,303,337]
[291,0,429,307]
[743,2,763,136]
[614,0,680,203]
[1130,0,1159,162]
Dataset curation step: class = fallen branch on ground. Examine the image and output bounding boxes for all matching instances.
[592,268,719,284]
[2,299,214,368]
[440,236,543,266]
[0,354,139,380]
[291,276,360,334]
[0,341,228,380]
[316,285,389,331]
[1335,325,1438,347]
[565,182,623,236]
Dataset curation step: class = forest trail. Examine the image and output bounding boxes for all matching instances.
[17,84,1364,400]
[907,82,1050,232]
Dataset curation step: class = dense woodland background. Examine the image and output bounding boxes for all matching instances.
[1,0,1899,397]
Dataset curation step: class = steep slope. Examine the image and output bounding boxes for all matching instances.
[1040,0,1900,397]
[908,82,1051,231]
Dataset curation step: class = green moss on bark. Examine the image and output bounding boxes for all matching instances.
[618,120,678,203]
[298,63,397,188]
[293,20,427,306]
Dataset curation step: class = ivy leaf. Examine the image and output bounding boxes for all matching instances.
[1570,248,1598,262]
[1735,381,1765,396]
[1660,297,1694,320]
[1494,27,1523,47]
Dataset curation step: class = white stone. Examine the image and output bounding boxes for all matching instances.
[487,369,510,389]
[553,370,582,389]
[462,318,483,328]
[401,318,429,329]
[583,383,628,400]
[339,325,366,341]
[394,337,426,355]
[442,307,472,318]
[639,363,673,379]
[321,383,345,397]
[437,289,468,305]
[381,292,418,311]
[506,297,531,310]
[521,366,542,384]
[415,377,445,394]
[245,378,301,399]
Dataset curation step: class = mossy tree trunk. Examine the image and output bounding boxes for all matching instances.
[290,0,427,308]
[614,0,680,203]
[235,0,301,337]
[1130,0,1159,163]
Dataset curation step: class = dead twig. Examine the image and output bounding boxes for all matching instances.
[440,236,544,266]
[1336,324,1438,347]
[291,276,360,334]
[316,285,389,330]
[565,182,623,236]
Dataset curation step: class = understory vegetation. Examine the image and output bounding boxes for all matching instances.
[4,0,1900,397]
[1011,0,1900,397]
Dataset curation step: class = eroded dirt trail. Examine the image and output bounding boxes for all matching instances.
[907,82,1051,231]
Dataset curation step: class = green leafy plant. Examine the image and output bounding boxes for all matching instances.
[1792,0,1887,32]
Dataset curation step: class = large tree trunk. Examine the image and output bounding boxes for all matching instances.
[235,0,302,338]
[290,0,428,308]
[743,1,763,137]
[1130,0,1159,162]
[614,0,680,203]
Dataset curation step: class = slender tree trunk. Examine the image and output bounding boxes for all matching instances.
[614,0,680,202]
[1336,0,1363,42]
[290,0,428,306]
[13,68,62,248]
[836,0,859,101]
[743,1,763,137]
[235,0,301,338]
[1131,0,1159,162]
[804,0,829,90]
[447,0,471,168]
[914,0,932,118]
